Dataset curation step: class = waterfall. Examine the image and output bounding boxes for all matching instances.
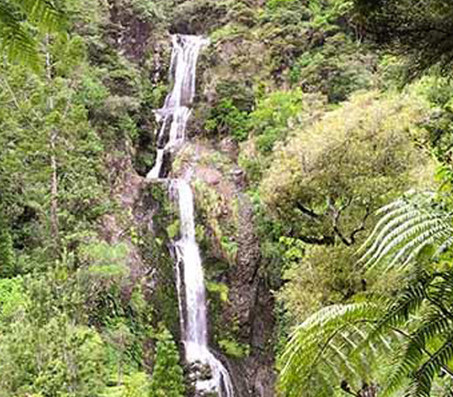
[147,35,205,180]
[174,180,234,397]
[147,35,234,397]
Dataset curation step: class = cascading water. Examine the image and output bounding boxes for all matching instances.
[147,35,204,180]
[147,34,234,397]
[174,180,235,397]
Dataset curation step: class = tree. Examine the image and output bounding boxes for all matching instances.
[354,0,453,78]
[0,32,108,263]
[0,315,107,396]
[260,91,433,246]
[0,215,14,277]
[149,327,185,397]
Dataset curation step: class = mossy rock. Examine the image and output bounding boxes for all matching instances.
[171,0,231,34]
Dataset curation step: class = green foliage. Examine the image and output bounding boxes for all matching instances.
[0,1,175,396]
[138,184,180,332]
[166,219,180,240]
[0,315,107,396]
[0,0,63,67]
[218,338,250,359]
[355,0,453,79]
[0,60,109,260]
[102,372,151,397]
[3,0,453,396]
[130,0,165,22]
[206,281,229,303]
[123,372,151,397]
[149,327,185,397]
[278,186,453,397]
[205,98,249,141]
[193,178,239,264]
[290,33,375,103]
[359,192,453,272]
[249,88,303,153]
[278,265,453,397]
[309,0,354,29]
[0,220,15,277]
[260,91,433,237]
[171,0,236,34]
[0,277,26,321]
[277,243,359,321]
[239,91,326,185]
[79,241,130,278]
[278,301,387,397]
[271,89,444,397]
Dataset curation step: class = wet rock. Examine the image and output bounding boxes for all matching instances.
[196,167,222,186]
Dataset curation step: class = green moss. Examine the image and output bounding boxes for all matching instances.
[206,281,229,303]
[193,179,239,264]
[218,338,250,359]
[166,220,180,240]
[138,183,180,334]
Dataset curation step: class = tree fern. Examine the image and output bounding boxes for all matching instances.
[407,337,453,397]
[359,192,453,271]
[279,192,453,397]
[278,302,387,397]
[0,0,63,67]
[381,311,452,397]
[372,273,432,332]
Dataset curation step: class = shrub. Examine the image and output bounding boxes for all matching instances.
[149,327,185,397]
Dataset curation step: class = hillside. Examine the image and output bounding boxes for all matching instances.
[1,0,453,396]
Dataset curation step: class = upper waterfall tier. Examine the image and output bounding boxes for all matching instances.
[146,35,208,180]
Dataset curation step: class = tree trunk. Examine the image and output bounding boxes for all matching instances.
[50,130,59,243]
[46,35,59,247]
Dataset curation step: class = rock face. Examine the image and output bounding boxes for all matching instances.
[107,0,153,61]
[227,193,261,341]
[227,194,276,397]
[171,137,276,396]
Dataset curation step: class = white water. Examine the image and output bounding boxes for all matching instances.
[175,180,234,397]
[147,35,234,396]
[147,35,206,180]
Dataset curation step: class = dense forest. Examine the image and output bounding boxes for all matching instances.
[1,0,453,396]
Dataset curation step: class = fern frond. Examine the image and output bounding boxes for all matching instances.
[0,0,63,67]
[374,275,431,330]
[381,312,452,396]
[407,337,453,397]
[429,271,453,305]
[19,0,62,30]
[383,341,424,397]
[279,302,384,397]
[358,199,419,255]
[359,192,453,271]
[0,1,38,65]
